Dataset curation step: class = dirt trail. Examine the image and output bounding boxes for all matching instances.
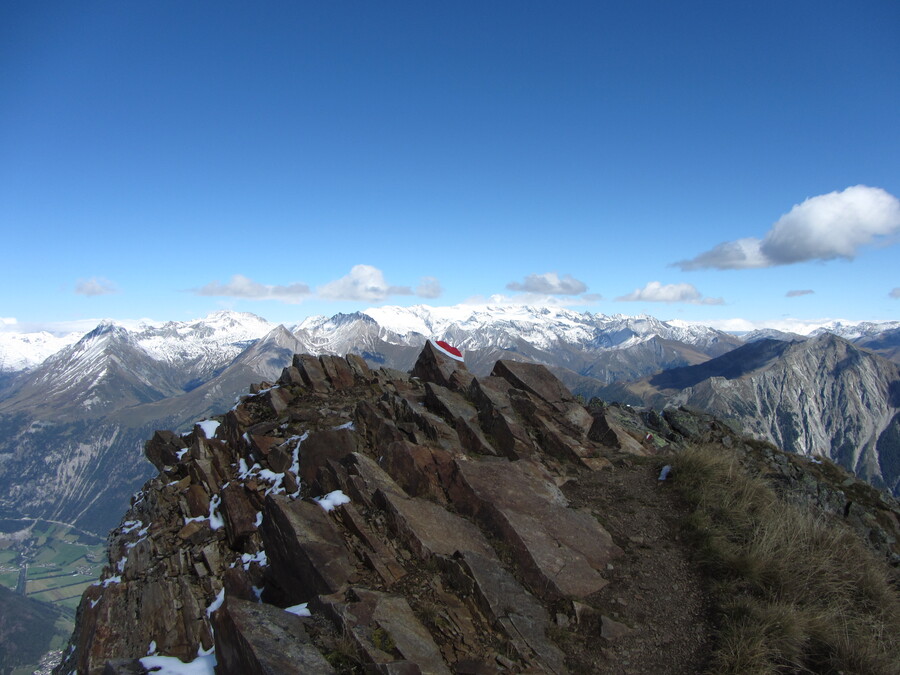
[560,452,714,674]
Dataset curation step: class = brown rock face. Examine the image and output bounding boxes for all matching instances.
[58,349,643,675]
[410,340,469,389]
[261,495,355,602]
[211,597,335,674]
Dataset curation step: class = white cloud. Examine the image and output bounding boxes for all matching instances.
[193,267,442,304]
[675,185,900,270]
[75,277,117,296]
[1,317,17,327]
[193,274,310,303]
[416,276,443,299]
[616,281,724,305]
[786,289,814,297]
[675,238,770,271]
[317,265,413,302]
[890,288,900,299]
[506,272,588,295]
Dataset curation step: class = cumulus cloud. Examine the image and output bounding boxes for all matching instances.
[616,281,724,305]
[675,185,900,270]
[890,288,900,299]
[75,277,117,296]
[318,265,413,302]
[416,276,443,299]
[193,274,310,303]
[1,317,17,329]
[506,272,588,295]
[786,289,814,297]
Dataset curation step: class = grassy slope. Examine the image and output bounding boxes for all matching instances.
[670,444,900,674]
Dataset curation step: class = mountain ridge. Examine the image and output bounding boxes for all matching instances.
[599,334,900,495]
[2,306,899,537]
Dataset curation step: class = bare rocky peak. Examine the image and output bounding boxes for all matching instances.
[56,343,900,674]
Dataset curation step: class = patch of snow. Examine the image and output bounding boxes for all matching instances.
[252,585,264,601]
[121,520,142,534]
[89,597,100,608]
[176,448,189,460]
[208,494,224,530]
[196,420,220,438]
[125,535,148,551]
[314,490,351,512]
[183,494,223,531]
[102,575,121,587]
[332,421,355,431]
[254,511,263,528]
[205,588,225,617]
[238,458,260,479]
[285,602,311,617]
[147,641,158,656]
[257,469,285,496]
[240,550,268,571]
[140,648,217,675]
[289,432,308,476]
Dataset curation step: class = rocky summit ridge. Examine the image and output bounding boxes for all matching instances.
[55,343,900,674]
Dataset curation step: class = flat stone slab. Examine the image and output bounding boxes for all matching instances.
[449,458,621,600]
[380,490,498,562]
[212,597,334,674]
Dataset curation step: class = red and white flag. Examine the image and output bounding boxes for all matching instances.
[431,340,464,362]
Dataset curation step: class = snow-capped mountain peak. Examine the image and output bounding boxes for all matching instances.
[0,330,82,372]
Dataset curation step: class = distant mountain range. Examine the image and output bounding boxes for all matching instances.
[1,306,898,534]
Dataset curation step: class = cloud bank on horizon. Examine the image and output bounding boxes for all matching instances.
[506,272,588,296]
[192,265,443,304]
[675,186,900,271]
[616,281,723,305]
[194,275,311,303]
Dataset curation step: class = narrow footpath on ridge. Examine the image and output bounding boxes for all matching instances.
[560,450,714,674]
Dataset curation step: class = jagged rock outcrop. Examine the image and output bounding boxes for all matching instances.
[55,344,900,674]
[56,345,638,674]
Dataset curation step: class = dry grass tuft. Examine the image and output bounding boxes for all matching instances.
[671,444,900,675]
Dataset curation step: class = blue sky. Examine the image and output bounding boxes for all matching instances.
[2,1,899,333]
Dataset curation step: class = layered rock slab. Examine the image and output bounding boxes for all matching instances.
[211,597,335,674]
[447,457,622,600]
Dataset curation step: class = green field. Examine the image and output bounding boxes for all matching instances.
[0,520,107,672]
[0,519,106,618]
